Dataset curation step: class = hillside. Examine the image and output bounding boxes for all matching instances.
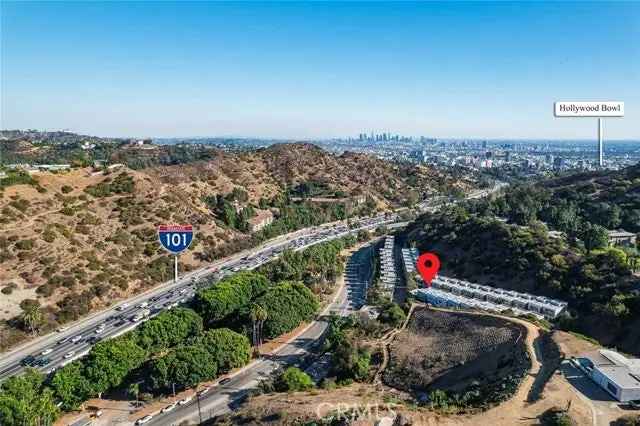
[404,206,640,356]
[0,142,474,351]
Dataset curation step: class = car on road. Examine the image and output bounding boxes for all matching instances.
[95,327,105,334]
[64,351,75,359]
[178,395,193,405]
[40,348,53,356]
[136,302,149,309]
[57,337,69,345]
[135,415,153,425]
[20,355,36,367]
[117,303,129,311]
[56,326,68,332]
[197,387,210,396]
[87,336,102,344]
[218,377,231,385]
[629,399,640,409]
[35,358,51,367]
[71,335,83,343]
[161,402,177,413]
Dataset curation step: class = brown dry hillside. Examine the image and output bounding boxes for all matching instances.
[0,143,474,350]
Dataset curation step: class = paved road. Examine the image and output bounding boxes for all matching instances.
[343,244,375,311]
[0,214,394,382]
[144,242,376,426]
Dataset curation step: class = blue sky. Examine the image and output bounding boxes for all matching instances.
[1,1,638,139]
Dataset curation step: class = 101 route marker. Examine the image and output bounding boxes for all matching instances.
[158,224,194,282]
[416,252,440,287]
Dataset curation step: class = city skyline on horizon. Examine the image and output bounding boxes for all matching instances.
[1,1,639,139]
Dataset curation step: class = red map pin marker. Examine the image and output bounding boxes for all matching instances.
[416,252,440,287]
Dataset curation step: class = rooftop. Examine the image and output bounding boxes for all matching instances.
[584,349,640,390]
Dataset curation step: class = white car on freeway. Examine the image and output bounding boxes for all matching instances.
[71,335,82,343]
[135,415,153,425]
[178,395,193,405]
[41,348,53,356]
[63,351,75,359]
[161,402,177,413]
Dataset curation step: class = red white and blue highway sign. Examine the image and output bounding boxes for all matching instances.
[158,224,193,254]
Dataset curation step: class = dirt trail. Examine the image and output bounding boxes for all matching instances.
[374,303,416,384]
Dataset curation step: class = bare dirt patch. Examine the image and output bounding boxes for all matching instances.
[384,307,529,401]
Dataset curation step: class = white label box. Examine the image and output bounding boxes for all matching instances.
[554,101,624,117]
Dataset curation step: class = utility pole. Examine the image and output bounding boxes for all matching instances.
[196,388,203,424]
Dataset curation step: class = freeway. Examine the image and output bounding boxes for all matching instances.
[0,213,396,382]
[144,241,377,426]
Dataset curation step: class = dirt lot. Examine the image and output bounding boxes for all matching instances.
[384,307,529,399]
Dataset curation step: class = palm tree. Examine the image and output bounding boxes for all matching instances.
[20,301,43,335]
[250,304,268,349]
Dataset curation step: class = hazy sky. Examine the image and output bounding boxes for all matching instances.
[1,1,638,139]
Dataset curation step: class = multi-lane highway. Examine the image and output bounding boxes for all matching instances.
[0,213,396,382]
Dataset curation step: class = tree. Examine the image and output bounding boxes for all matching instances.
[148,344,217,391]
[194,328,251,373]
[0,369,60,426]
[194,271,269,324]
[250,304,268,347]
[275,367,314,392]
[19,299,44,335]
[83,336,147,396]
[581,223,609,253]
[50,362,91,411]
[331,337,371,382]
[128,382,140,407]
[254,281,319,339]
[136,307,203,353]
[378,303,406,328]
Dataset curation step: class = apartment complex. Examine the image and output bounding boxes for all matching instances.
[412,275,567,319]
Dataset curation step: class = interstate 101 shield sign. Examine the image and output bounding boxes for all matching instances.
[158,224,193,254]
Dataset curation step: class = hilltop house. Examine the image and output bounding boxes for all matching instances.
[248,209,274,232]
[607,229,637,247]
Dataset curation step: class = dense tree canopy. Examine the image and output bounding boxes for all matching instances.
[193,271,270,324]
[136,307,203,352]
[49,362,92,411]
[191,328,251,373]
[82,335,147,395]
[254,281,319,338]
[0,369,59,426]
[147,344,218,391]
